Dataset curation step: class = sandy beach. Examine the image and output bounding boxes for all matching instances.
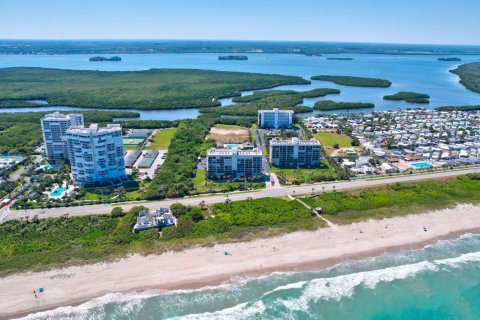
[1,204,480,319]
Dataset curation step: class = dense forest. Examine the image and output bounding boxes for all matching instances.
[435,105,480,111]
[144,118,215,199]
[383,92,430,104]
[311,75,391,87]
[0,67,309,110]
[450,62,480,94]
[313,100,374,111]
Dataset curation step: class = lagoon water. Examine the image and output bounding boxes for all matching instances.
[20,234,480,320]
[1,53,480,120]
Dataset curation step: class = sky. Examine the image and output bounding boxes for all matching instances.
[1,0,479,45]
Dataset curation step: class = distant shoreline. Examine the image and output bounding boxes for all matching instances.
[2,204,480,319]
[1,40,480,55]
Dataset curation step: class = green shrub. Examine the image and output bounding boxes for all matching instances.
[111,207,124,218]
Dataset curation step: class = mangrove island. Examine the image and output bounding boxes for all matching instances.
[326,57,354,61]
[89,56,122,62]
[218,55,248,60]
[450,62,480,94]
[0,67,309,110]
[383,91,430,104]
[438,57,461,62]
[311,75,391,87]
[313,100,374,111]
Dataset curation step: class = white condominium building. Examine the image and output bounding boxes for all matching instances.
[207,148,263,180]
[41,112,84,161]
[67,124,127,187]
[270,137,322,168]
[258,108,294,129]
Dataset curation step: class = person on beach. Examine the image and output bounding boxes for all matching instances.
[33,290,37,299]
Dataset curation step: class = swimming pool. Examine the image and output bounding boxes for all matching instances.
[224,144,242,149]
[45,164,61,170]
[411,161,433,169]
[50,187,67,197]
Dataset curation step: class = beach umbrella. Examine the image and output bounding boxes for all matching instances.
[38,288,44,293]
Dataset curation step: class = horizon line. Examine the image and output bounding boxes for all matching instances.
[1,38,480,47]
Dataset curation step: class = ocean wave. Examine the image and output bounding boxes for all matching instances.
[166,300,266,320]
[280,261,437,311]
[435,251,480,267]
[16,291,157,320]
[278,250,480,311]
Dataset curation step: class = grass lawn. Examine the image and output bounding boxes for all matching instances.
[214,124,244,130]
[83,192,100,201]
[10,165,25,174]
[193,169,208,192]
[313,132,352,148]
[146,128,177,150]
[273,160,337,184]
[206,124,249,144]
[250,124,257,143]
[193,169,265,194]
[124,145,142,150]
[81,181,141,201]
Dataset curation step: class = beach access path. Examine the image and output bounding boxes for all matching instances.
[4,167,480,222]
[1,204,480,319]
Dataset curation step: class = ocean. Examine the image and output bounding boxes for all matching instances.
[1,53,480,120]
[20,233,480,320]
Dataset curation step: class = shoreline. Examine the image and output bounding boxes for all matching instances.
[2,204,480,319]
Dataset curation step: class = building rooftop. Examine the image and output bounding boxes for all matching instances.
[67,123,122,135]
[270,137,321,146]
[208,147,262,156]
[42,112,83,121]
[258,108,294,114]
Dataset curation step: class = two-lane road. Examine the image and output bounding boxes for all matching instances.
[4,167,479,222]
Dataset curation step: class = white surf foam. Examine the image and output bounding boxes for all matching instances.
[16,291,156,320]
[279,250,480,311]
[167,300,266,320]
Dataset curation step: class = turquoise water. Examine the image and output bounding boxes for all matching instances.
[411,162,433,169]
[50,187,66,197]
[1,53,480,120]
[45,164,61,170]
[21,234,480,320]
[223,144,242,149]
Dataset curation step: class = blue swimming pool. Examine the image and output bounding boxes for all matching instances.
[45,164,61,170]
[50,187,66,197]
[411,162,433,169]
[224,144,242,149]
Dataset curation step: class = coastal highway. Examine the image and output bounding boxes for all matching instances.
[3,167,480,222]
